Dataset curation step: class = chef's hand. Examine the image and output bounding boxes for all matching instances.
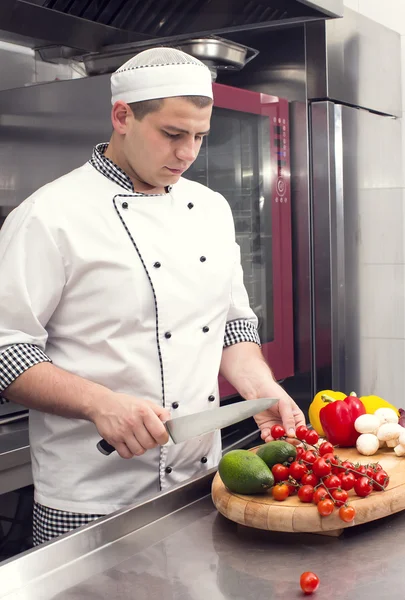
[92,393,171,459]
[252,385,306,444]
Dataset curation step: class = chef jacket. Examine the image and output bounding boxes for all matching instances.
[0,143,260,514]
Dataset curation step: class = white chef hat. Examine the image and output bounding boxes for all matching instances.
[110,47,213,105]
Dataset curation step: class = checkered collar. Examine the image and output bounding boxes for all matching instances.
[89,142,172,194]
[89,143,134,192]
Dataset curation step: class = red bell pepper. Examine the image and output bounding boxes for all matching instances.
[319,393,366,447]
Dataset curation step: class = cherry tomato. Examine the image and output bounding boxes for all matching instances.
[301,472,320,487]
[272,463,290,482]
[323,475,341,489]
[331,488,348,507]
[296,446,305,460]
[300,572,320,594]
[312,457,332,478]
[305,429,319,445]
[354,476,373,497]
[303,450,317,465]
[339,504,356,523]
[296,425,309,441]
[322,452,339,467]
[366,466,378,479]
[341,461,355,471]
[339,472,356,491]
[287,482,298,496]
[271,424,286,440]
[313,486,328,504]
[317,498,335,516]
[318,441,334,456]
[272,483,290,501]
[372,470,389,491]
[298,484,315,503]
[289,461,308,481]
[353,465,367,478]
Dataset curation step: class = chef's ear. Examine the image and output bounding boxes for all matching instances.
[111,101,132,134]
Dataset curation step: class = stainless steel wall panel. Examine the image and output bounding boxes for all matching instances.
[306,8,402,117]
[0,75,112,209]
[312,100,403,395]
[311,101,345,391]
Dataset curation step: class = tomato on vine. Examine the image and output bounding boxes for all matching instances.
[323,475,341,490]
[353,465,367,477]
[272,483,290,501]
[372,470,389,491]
[298,484,315,503]
[295,446,305,460]
[271,463,290,482]
[318,441,334,456]
[313,487,328,504]
[289,461,308,481]
[339,504,356,523]
[303,450,317,464]
[301,472,320,487]
[305,429,319,445]
[331,488,348,507]
[296,425,309,441]
[317,498,334,516]
[312,457,332,478]
[339,472,356,491]
[354,476,373,497]
[270,424,286,440]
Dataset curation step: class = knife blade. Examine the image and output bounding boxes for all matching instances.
[96,396,279,455]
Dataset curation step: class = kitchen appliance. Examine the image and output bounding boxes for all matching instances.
[97,396,279,454]
[219,7,402,402]
[0,1,343,56]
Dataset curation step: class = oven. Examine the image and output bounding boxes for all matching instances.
[187,82,294,399]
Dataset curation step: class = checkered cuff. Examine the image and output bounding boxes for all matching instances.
[0,344,52,393]
[223,319,261,348]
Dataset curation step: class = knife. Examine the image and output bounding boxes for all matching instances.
[96,396,279,455]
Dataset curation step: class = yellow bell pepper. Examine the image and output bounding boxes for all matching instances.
[308,389,347,436]
[359,394,399,416]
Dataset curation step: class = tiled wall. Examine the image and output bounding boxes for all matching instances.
[343,0,405,407]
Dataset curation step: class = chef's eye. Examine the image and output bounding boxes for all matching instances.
[163,131,179,139]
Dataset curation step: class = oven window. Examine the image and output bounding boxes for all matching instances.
[186,107,274,343]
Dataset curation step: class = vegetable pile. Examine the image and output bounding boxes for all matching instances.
[308,390,400,444]
[354,407,405,456]
[262,424,389,523]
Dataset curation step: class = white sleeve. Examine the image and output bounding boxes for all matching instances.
[0,200,65,392]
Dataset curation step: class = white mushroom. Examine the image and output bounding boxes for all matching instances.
[374,408,399,425]
[398,428,405,447]
[377,422,403,441]
[386,438,399,448]
[356,433,380,456]
[394,444,405,457]
[354,414,380,434]
[378,439,386,448]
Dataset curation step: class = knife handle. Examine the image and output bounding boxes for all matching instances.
[97,438,116,455]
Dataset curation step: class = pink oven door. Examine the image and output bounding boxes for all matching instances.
[186,82,294,399]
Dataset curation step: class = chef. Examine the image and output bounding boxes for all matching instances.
[0,47,305,545]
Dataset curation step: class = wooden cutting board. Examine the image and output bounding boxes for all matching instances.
[211,447,405,536]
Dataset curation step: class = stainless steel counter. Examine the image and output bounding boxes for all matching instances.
[0,419,32,495]
[1,463,405,600]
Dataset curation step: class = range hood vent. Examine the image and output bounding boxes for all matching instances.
[1,0,343,53]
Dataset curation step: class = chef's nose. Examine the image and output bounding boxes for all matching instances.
[175,138,198,163]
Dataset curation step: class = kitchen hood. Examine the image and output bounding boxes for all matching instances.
[0,0,343,54]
